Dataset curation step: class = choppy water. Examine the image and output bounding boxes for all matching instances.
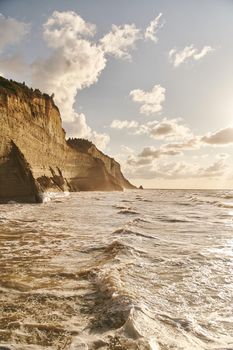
[0,189,233,350]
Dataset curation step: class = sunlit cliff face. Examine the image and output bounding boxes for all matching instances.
[1,0,233,188]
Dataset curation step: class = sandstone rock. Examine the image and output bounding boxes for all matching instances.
[0,77,136,203]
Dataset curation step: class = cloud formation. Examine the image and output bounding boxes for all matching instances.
[201,127,233,145]
[135,137,199,161]
[0,13,30,53]
[161,138,200,152]
[100,24,141,60]
[34,11,106,118]
[0,10,166,150]
[169,45,213,67]
[111,117,192,141]
[113,115,233,152]
[110,120,139,129]
[121,121,233,181]
[43,10,96,47]
[138,146,182,159]
[32,11,154,149]
[63,113,110,150]
[145,13,164,43]
[144,118,191,140]
[130,84,166,115]
[29,11,110,149]
[126,157,228,180]
[0,11,149,150]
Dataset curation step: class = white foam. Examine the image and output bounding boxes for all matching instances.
[40,191,70,203]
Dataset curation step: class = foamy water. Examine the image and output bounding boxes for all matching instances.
[0,190,233,349]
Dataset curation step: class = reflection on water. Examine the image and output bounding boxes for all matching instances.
[0,190,233,349]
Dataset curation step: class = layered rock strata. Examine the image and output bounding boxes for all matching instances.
[0,77,135,203]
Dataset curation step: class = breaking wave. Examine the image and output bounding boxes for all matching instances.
[0,190,233,349]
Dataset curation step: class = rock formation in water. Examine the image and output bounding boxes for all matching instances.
[0,77,136,203]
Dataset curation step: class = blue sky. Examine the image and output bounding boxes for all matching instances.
[1,0,233,188]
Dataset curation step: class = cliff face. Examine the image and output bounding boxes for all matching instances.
[67,139,134,190]
[0,77,135,203]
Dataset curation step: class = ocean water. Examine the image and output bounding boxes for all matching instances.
[0,189,233,350]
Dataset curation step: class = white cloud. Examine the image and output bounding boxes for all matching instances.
[193,46,214,60]
[100,24,141,60]
[145,118,191,140]
[124,134,201,170]
[135,138,199,161]
[0,11,145,150]
[33,11,106,121]
[110,116,233,168]
[169,45,214,67]
[162,138,200,152]
[123,122,233,180]
[1,11,161,151]
[30,11,147,149]
[130,84,165,115]
[201,127,233,145]
[198,159,228,178]
[0,13,30,53]
[31,40,106,121]
[123,123,233,171]
[169,46,195,67]
[91,131,110,151]
[111,117,192,141]
[64,113,109,151]
[138,146,182,159]
[64,113,92,138]
[145,13,164,43]
[115,119,233,181]
[110,119,139,129]
[126,157,228,180]
[127,155,154,167]
[30,11,110,148]
[43,10,96,48]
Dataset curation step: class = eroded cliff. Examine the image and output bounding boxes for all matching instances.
[0,77,135,203]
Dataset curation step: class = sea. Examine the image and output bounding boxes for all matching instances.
[0,189,233,350]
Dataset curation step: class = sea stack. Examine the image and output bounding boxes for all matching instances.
[0,77,136,203]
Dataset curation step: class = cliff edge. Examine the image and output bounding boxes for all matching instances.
[0,77,136,203]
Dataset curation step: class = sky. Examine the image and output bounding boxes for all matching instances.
[1,0,233,189]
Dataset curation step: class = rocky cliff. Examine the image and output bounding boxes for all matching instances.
[0,77,136,203]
